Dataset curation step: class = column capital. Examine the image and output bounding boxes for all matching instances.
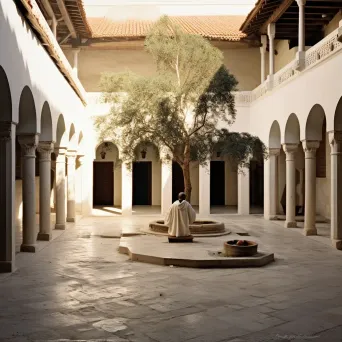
[302,140,319,159]
[0,122,15,141]
[54,147,67,156]
[260,35,267,53]
[77,154,86,165]
[329,131,342,154]
[18,134,39,157]
[66,150,77,158]
[268,147,280,156]
[282,143,298,161]
[267,23,276,39]
[296,0,306,6]
[38,142,54,161]
[282,143,298,153]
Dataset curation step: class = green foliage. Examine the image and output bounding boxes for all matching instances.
[95,15,267,197]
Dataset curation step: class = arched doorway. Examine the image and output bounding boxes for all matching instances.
[93,142,119,206]
[132,142,160,207]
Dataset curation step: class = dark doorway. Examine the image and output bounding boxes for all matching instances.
[172,162,184,202]
[210,161,225,206]
[250,160,264,208]
[133,161,152,205]
[93,162,114,206]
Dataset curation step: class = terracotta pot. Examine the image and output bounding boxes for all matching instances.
[223,240,258,257]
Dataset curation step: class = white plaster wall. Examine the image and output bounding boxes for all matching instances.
[1,0,94,216]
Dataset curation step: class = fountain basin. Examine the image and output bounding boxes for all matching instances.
[224,240,258,257]
[149,220,225,235]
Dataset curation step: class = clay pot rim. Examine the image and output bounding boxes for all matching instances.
[224,240,258,248]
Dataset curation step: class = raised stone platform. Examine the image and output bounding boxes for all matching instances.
[119,235,274,268]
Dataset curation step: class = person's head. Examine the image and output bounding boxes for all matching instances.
[178,192,186,202]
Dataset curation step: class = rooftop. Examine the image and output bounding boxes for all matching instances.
[88,15,247,41]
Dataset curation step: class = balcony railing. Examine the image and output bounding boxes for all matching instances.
[233,25,342,106]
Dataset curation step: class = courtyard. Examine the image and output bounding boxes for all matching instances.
[2,214,342,342]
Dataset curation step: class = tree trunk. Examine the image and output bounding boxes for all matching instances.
[183,140,192,203]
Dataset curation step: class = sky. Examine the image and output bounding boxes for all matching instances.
[83,0,257,19]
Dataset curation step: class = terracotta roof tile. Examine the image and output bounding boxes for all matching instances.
[88,16,246,41]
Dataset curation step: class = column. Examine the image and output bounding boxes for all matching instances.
[283,143,298,228]
[260,35,267,83]
[66,151,76,222]
[0,122,16,271]
[55,148,66,229]
[295,0,307,70]
[302,141,319,236]
[329,132,342,249]
[37,142,54,241]
[238,166,250,215]
[18,134,38,252]
[267,23,276,77]
[199,162,210,217]
[161,159,172,216]
[72,48,80,76]
[267,148,280,220]
[296,0,306,53]
[122,162,132,216]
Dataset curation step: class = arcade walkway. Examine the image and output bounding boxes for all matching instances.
[1,215,342,342]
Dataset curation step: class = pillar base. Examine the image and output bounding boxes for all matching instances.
[37,232,52,241]
[55,223,66,230]
[265,215,278,221]
[331,239,342,250]
[66,217,75,223]
[284,221,297,228]
[303,227,317,236]
[0,261,15,273]
[20,244,36,253]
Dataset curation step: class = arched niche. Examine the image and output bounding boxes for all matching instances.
[40,102,53,141]
[334,97,342,132]
[284,113,300,144]
[56,114,67,148]
[269,120,281,149]
[17,86,37,134]
[305,104,326,141]
[0,65,12,122]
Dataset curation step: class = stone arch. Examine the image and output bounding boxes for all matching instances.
[305,104,326,141]
[334,97,342,131]
[56,114,67,148]
[0,65,12,122]
[68,123,78,150]
[269,120,281,149]
[40,102,53,141]
[95,141,120,162]
[17,86,37,134]
[284,113,300,144]
[134,141,160,161]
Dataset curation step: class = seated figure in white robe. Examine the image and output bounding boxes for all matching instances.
[165,192,196,237]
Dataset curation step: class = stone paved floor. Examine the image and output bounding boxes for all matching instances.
[2,214,342,342]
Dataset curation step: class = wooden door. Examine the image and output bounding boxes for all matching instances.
[133,162,152,205]
[93,162,114,206]
[210,161,225,206]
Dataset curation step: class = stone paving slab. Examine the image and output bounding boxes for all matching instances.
[1,214,342,342]
[119,235,274,268]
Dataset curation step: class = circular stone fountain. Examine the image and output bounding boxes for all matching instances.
[148,220,227,236]
[223,240,258,257]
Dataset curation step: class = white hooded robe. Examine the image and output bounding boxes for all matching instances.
[165,200,196,237]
